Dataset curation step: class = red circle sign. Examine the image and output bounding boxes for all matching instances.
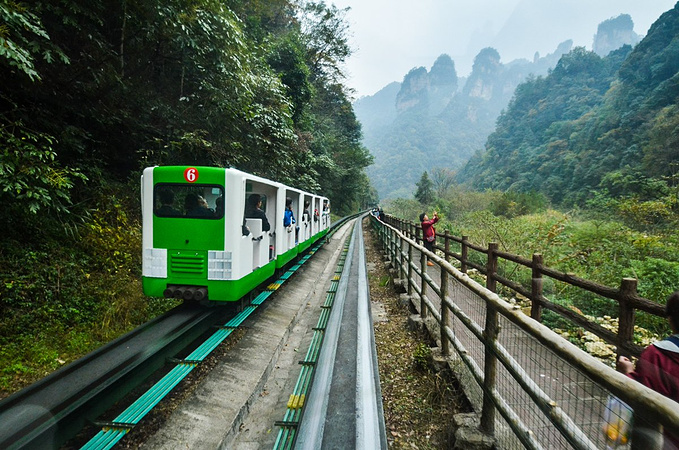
[184,167,199,183]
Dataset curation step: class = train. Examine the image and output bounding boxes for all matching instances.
[141,166,330,303]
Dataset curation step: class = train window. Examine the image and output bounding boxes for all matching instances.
[154,184,224,219]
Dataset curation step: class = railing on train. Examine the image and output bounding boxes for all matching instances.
[370,214,679,450]
[381,214,666,360]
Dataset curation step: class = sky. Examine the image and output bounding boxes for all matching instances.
[330,0,678,98]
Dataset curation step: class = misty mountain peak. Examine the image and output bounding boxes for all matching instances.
[395,58,458,114]
[429,54,458,86]
[593,14,640,56]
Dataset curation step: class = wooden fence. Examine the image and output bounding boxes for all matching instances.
[371,214,679,449]
[382,214,667,359]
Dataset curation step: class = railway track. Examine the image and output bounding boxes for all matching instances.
[0,214,361,450]
[0,304,226,450]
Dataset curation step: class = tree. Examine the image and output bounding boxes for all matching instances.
[415,171,434,205]
[431,167,456,198]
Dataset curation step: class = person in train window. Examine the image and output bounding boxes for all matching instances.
[617,291,679,449]
[215,195,224,218]
[420,210,439,266]
[302,200,311,222]
[284,197,297,228]
[156,190,181,217]
[245,193,270,232]
[185,193,213,218]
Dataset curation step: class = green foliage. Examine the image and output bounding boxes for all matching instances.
[0,0,375,394]
[0,123,85,213]
[0,1,69,81]
[413,342,431,372]
[489,191,547,218]
[415,171,434,205]
[458,6,679,211]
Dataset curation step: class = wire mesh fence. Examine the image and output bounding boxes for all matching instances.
[372,216,679,450]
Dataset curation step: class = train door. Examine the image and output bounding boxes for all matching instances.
[301,194,312,243]
[284,189,301,250]
[321,198,330,229]
[243,178,278,270]
[312,196,321,236]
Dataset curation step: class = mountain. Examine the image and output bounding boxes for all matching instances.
[356,43,573,200]
[353,82,400,131]
[456,3,679,206]
[593,14,641,56]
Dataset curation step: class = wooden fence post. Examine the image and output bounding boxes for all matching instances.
[481,243,500,434]
[444,230,451,263]
[398,234,405,282]
[420,248,428,319]
[407,240,414,298]
[486,242,498,293]
[440,268,450,356]
[461,235,469,274]
[618,278,637,360]
[531,253,544,322]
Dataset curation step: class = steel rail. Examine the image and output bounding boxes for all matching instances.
[294,215,388,450]
[81,214,359,450]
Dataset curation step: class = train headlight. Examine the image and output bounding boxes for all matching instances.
[143,248,167,278]
[208,251,232,280]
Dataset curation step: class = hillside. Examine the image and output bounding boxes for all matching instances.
[355,11,652,202]
[456,3,679,207]
[355,44,572,200]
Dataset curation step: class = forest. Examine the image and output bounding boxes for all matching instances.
[457,3,679,210]
[391,4,679,349]
[0,0,373,395]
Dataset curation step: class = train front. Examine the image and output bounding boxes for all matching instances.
[141,166,229,303]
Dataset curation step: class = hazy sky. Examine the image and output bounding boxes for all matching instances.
[331,0,677,97]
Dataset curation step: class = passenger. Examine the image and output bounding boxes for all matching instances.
[617,291,679,449]
[156,190,181,217]
[302,200,311,222]
[420,210,439,266]
[245,193,270,232]
[215,195,224,218]
[313,207,319,222]
[284,197,297,228]
[185,193,213,218]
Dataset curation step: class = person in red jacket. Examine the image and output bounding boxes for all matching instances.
[617,291,679,449]
[419,211,439,266]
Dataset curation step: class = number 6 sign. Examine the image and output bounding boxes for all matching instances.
[184,167,199,183]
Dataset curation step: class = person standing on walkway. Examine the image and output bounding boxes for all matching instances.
[420,211,439,266]
[617,291,679,449]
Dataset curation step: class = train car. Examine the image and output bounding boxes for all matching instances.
[141,166,330,302]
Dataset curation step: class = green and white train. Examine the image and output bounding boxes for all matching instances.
[141,166,330,303]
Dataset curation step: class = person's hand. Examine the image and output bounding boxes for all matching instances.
[616,355,634,374]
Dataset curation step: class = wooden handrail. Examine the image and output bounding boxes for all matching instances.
[385,213,667,358]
